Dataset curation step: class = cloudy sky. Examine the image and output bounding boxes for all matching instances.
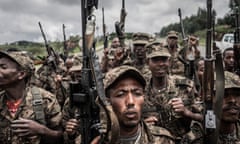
[0,0,230,44]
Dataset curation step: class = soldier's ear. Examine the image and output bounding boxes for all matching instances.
[17,70,27,80]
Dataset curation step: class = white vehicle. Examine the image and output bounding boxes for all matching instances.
[216,33,234,52]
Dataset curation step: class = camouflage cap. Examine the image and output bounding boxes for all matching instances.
[146,40,171,58]
[0,50,34,76]
[224,71,240,89]
[104,65,146,90]
[167,30,178,39]
[132,32,150,45]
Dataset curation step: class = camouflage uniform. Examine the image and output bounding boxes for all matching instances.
[0,51,62,144]
[164,31,185,76]
[144,75,195,137]
[62,98,81,144]
[143,42,198,141]
[181,71,240,143]
[104,66,175,144]
[0,87,62,144]
[36,60,67,108]
[131,32,152,76]
[117,121,174,144]
[169,49,185,76]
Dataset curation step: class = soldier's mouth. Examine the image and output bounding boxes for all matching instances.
[124,111,138,119]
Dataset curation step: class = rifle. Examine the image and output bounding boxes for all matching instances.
[177,8,200,91]
[232,0,240,76]
[178,8,186,41]
[38,22,67,104]
[62,24,68,61]
[38,22,59,66]
[69,0,119,143]
[115,0,127,47]
[102,8,108,49]
[203,0,224,143]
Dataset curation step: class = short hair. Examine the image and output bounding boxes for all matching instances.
[223,47,234,57]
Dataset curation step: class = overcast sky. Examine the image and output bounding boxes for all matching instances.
[0,0,230,44]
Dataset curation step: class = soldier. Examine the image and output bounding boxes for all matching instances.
[223,47,235,73]
[110,37,121,48]
[91,65,175,144]
[181,71,240,143]
[164,30,185,76]
[143,41,203,142]
[0,50,63,144]
[131,32,151,75]
[183,34,201,61]
[101,37,120,73]
[36,54,68,109]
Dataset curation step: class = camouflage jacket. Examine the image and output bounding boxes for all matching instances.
[143,74,196,138]
[169,50,185,76]
[62,97,174,144]
[36,64,68,109]
[0,86,62,144]
[116,121,175,144]
[132,62,151,76]
[181,120,240,144]
[62,98,80,144]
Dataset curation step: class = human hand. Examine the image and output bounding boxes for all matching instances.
[144,116,158,125]
[11,118,44,137]
[65,119,79,136]
[168,97,186,117]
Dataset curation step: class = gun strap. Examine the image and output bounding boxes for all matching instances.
[31,86,46,125]
[213,49,225,141]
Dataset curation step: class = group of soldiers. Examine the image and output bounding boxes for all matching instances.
[0,29,240,144]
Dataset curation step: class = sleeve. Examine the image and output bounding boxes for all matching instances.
[41,89,62,129]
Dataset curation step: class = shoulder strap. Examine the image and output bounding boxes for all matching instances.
[31,86,46,125]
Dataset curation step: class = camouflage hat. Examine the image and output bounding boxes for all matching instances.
[104,65,146,90]
[132,32,150,45]
[146,40,171,58]
[0,51,34,76]
[167,30,178,38]
[224,71,240,89]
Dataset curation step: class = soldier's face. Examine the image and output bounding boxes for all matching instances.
[111,38,120,48]
[221,89,240,123]
[133,44,146,59]
[148,56,169,77]
[223,50,234,71]
[0,57,25,87]
[108,77,144,129]
[167,37,178,48]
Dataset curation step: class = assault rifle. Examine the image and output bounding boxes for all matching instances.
[38,22,67,101]
[62,24,68,61]
[232,0,240,76]
[38,22,59,67]
[203,0,224,143]
[178,8,200,91]
[69,0,119,143]
[115,0,127,47]
[178,8,186,41]
[102,7,108,49]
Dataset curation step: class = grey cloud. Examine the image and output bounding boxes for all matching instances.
[0,0,230,44]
